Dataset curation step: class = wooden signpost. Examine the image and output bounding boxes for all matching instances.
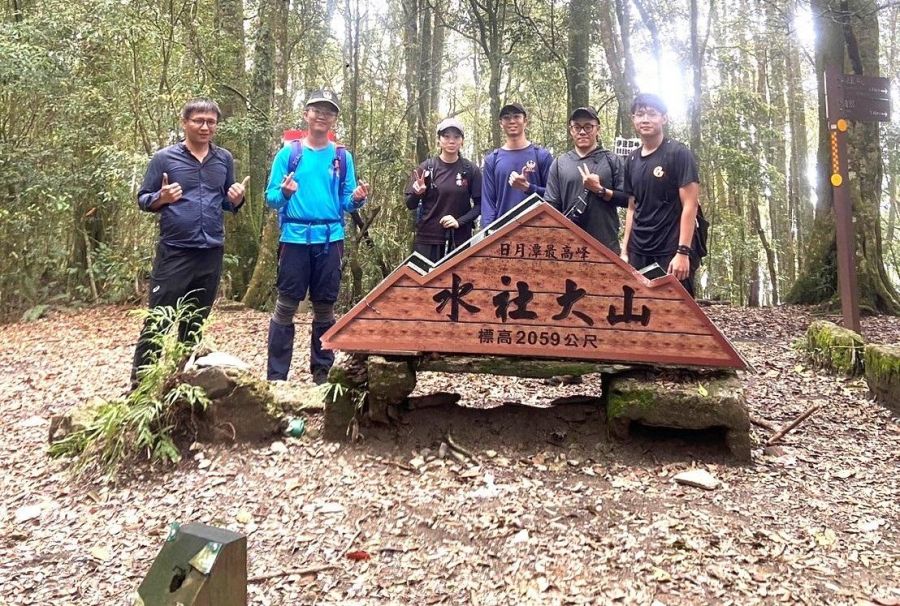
[824,65,892,333]
[323,197,746,370]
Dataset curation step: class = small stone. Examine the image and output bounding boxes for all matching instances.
[484,450,497,458]
[270,441,288,454]
[15,504,42,523]
[673,469,720,490]
[509,529,530,544]
[318,503,344,514]
[235,510,253,524]
[89,546,112,562]
[197,459,212,469]
[409,456,425,469]
[18,416,46,428]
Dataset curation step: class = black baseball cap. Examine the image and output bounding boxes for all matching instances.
[499,103,527,118]
[305,88,340,113]
[569,106,599,122]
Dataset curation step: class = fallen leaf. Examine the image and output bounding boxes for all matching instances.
[346,550,371,561]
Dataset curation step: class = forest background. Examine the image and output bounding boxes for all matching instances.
[0,0,898,322]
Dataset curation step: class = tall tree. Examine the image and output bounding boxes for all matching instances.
[597,0,636,134]
[241,0,279,309]
[788,0,900,313]
[566,0,592,112]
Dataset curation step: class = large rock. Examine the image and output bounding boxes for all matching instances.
[366,355,417,424]
[864,344,900,412]
[805,320,865,376]
[606,370,752,461]
[180,366,281,442]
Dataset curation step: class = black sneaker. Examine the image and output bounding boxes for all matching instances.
[312,367,330,385]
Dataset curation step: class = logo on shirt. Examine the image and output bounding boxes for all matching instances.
[523,159,537,175]
[653,166,665,178]
[456,172,468,188]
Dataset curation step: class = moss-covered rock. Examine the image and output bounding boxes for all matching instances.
[864,344,900,412]
[804,320,865,376]
[181,368,282,442]
[366,355,417,423]
[606,370,751,461]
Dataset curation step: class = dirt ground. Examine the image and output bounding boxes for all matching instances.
[0,304,898,606]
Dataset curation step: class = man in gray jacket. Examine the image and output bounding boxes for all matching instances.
[544,107,627,253]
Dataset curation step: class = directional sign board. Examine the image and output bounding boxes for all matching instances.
[825,67,891,122]
[323,197,747,370]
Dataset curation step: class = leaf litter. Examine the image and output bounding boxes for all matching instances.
[0,304,897,605]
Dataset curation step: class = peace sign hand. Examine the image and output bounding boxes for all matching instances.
[280,172,298,199]
[411,169,427,195]
[577,164,602,194]
[159,172,183,205]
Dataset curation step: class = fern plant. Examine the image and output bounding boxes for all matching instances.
[49,296,212,477]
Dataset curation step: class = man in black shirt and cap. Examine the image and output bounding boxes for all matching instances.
[622,93,701,296]
[545,106,627,253]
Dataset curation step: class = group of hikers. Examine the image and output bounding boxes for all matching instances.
[131,88,702,387]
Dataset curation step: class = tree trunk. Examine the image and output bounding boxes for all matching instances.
[597,0,635,135]
[785,1,812,274]
[416,2,433,160]
[688,0,703,159]
[242,212,279,309]
[402,0,419,160]
[566,0,592,113]
[216,0,254,298]
[787,0,900,313]
[240,0,278,310]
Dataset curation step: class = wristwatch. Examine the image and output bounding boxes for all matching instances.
[676,244,692,256]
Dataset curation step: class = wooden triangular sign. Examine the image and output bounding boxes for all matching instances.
[324,197,746,370]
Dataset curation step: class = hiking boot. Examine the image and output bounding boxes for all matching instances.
[312,367,330,385]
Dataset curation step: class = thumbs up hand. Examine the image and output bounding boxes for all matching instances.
[352,180,369,203]
[228,175,250,204]
[508,170,530,192]
[159,172,183,205]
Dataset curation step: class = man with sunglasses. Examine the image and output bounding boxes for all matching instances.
[545,106,627,253]
[621,93,700,296]
[480,103,552,228]
[131,98,248,388]
[264,89,369,384]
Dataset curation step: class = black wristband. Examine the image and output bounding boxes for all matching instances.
[676,245,692,256]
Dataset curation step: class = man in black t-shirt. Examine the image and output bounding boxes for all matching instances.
[622,93,701,296]
[405,118,482,262]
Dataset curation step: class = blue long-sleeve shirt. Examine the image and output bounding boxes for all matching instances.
[137,142,242,248]
[265,142,360,244]
[481,144,553,226]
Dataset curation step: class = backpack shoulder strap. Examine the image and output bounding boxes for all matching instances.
[287,139,304,175]
[335,144,348,193]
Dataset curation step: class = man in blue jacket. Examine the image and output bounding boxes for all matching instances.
[480,103,552,228]
[132,98,247,387]
[265,89,369,384]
